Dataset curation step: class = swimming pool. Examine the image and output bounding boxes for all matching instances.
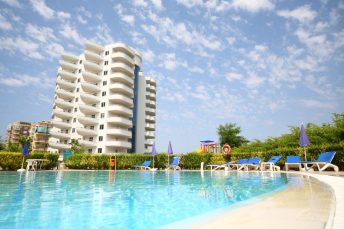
[0,171,292,229]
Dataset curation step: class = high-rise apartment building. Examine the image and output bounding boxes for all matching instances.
[48,41,156,154]
[6,121,31,144]
[30,121,51,152]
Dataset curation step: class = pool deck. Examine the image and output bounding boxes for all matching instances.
[190,171,344,229]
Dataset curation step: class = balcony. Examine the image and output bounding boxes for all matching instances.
[105,141,131,148]
[58,69,77,81]
[112,52,134,66]
[56,79,76,90]
[84,60,102,72]
[85,41,104,52]
[112,43,134,57]
[80,92,100,103]
[55,99,74,109]
[79,140,97,147]
[50,131,70,139]
[79,104,99,114]
[49,141,70,150]
[108,94,133,107]
[146,116,155,123]
[78,115,99,125]
[107,117,132,127]
[111,63,133,76]
[146,107,155,115]
[109,73,133,86]
[61,53,79,62]
[51,120,72,129]
[77,127,98,136]
[108,105,132,116]
[145,123,155,130]
[146,92,156,100]
[60,60,78,71]
[84,50,102,62]
[145,132,155,139]
[109,83,133,96]
[52,109,73,119]
[56,89,74,101]
[107,128,131,137]
[82,71,102,83]
[145,140,154,146]
[81,81,100,93]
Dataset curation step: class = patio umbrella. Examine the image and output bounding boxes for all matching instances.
[167,141,173,167]
[299,123,310,161]
[17,141,29,172]
[151,143,157,169]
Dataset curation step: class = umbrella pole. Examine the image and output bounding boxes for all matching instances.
[304,147,307,161]
[20,156,25,170]
[167,154,169,170]
[153,155,155,169]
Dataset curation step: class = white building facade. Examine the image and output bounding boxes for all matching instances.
[49,41,156,154]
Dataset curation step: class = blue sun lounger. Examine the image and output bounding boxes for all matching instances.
[285,156,302,171]
[229,158,249,170]
[260,156,282,171]
[241,157,261,171]
[206,162,233,171]
[133,160,151,170]
[166,157,181,170]
[302,151,338,172]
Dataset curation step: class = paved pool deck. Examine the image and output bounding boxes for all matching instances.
[191,171,344,229]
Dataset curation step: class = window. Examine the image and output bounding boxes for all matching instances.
[101,102,105,107]
[72,128,75,133]
[79,60,82,64]
[77,78,80,82]
[100,113,105,118]
[73,118,76,123]
[102,91,106,96]
[89,137,93,141]
[103,71,108,75]
[105,51,109,55]
[90,126,94,130]
[64,140,68,144]
[98,148,102,154]
[103,81,107,86]
[99,124,104,130]
[75,98,78,102]
[91,114,95,118]
[99,136,103,141]
[76,88,79,92]
[74,108,77,112]
[104,61,108,65]
[78,69,81,73]
[88,149,92,153]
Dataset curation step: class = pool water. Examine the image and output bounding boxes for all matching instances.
[0,171,289,229]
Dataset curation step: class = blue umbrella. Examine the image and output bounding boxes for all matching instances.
[299,123,310,160]
[151,143,157,169]
[18,141,30,172]
[167,141,173,167]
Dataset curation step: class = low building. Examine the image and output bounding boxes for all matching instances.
[30,121,51,152]
[6,121,31,145]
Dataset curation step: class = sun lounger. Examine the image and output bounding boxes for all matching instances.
[241,157,261,171]
[166,157,181,170]
[260,156,282,171]
[133,160,151,170]
[285,156,302,171]
[302,151,338,172]
[229,158,249,170]
[206,162,233,171]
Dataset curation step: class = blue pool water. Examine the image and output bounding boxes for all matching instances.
[0,171,290,229]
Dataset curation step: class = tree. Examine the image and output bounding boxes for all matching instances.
[70,139,84,154]
[217,123,248,148]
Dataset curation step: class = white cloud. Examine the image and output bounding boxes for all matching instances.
[226,72,243,81]
[150,0,163,10]
[77,15,87,24]
[0,14,12,30]
[30,0,55,19]
[142,49,155,62]
[231,0,274,13]
[245,73,265,89]
[191,85,210,101]
[0,74,54,87]
[93,24,113,45]
[0,37,43,59]
[1,0,21,8]
[25,23,57,43]
[114,4,135,26]
[160,53,178,70]
[130,31,147,45]
[57,11,71,20]
[59,24,84,45]
[133,0,148,7]
[277,5,317,22]
[301,99,336,109]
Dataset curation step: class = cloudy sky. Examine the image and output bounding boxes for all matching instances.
[0,0,343,152]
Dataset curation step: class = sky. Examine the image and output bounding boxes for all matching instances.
[0,0,343,153]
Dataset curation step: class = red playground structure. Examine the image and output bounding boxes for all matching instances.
[200,140,219,153]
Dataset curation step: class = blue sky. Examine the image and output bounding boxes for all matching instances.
[0,0,343,153]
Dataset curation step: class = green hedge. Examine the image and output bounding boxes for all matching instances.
[0,152,59,171]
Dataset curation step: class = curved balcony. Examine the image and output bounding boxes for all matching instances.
[108,105,132,116]
[51,120,72,129]
[81,81,100,93]
[145,140,154,146]
[62,53,79,62]
[111,63,133,76]
[49,141,70,150]
[112,52,134,66]
[145,132,155,139]
[82,71,102,83]
[85,41,104,52]
[79,140,97,147]
[109,83,133,96]
[56,79,76,90]
[109,73,133,86]
[58,69,77,81]
[77,127,97,136]
[84,50,102,62]
[50,131,70,139]
[52,109,73,119]
[80,92,100,103]
[107,128,131,137]
[146,92,156,100]
[112,43,134,57]
[145,123,155,131]
[146,107,155,115]
[107,117,132,127]
[79,104,99,114]
[146,116,155,123]
[78,115,99,125]
[84,60,102,72]
[55,99,74,109]
[105,141,131,148]
[108,94,133,107]
[56,89,74,100]
[60,60,78,71]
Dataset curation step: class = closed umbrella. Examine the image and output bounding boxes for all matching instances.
[17,141,29,172]
[299,123,310,160]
